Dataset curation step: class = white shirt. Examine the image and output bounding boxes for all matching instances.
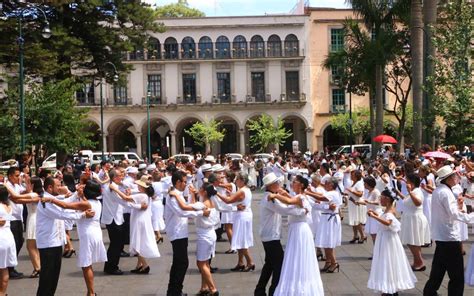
[35,192,83,249]
[431,183,474,242]
[100,183,142,225]
[259,192,306,242]
[164,190,203,241]
[6,181,24,221]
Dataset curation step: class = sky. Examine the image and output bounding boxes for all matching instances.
[143,0,349,16]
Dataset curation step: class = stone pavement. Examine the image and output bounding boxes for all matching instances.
[8,191,474,296]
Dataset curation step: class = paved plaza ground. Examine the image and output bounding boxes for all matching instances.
[8,191,474,296]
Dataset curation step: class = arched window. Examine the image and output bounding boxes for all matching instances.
[129,45,144,60]
[250,35,265,58]
[164,37,178,59]
[147,37,160,59]
[181,36,196,59]
[284,34,299,57]
[198,36,213,59]
[232,35,247,58]
[215,36,230,59]
[267,35,281,57]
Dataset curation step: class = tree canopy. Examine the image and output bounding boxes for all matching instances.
[154,0,205,18]
[247,114,292,153]
[185,119,225,154]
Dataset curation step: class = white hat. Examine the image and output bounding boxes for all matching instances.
[436,165,456,183]
[204,155,216,162]
[138,163,147,170]
[211,164,225,172]
[262,172,283,188]
[146,164,156,171]
[201,163,213,172]
[134,175,150,188]
[127,167,139,174]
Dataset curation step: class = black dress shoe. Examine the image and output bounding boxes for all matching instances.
[9,269,24,279]
[120,251,130,257]
[104,269,124,275]
[210,267,218,273]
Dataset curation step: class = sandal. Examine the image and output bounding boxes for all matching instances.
[29,269,40,278]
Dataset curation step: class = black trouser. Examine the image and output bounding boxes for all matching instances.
[254,240,284,296]
[37,246,62,296]
[104,221,125,272]
[122,213,130,245]
[10,220,24,255]
[167,238,189,296]
[423,241,464,296]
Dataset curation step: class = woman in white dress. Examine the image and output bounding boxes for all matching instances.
[26,177,42,278]
[0,185,17,296]
[305,174,325,261]
[314,177,343,273]
[216,172,255,272]
[357,177,382,254]
[367,189,417,295]
[345,170,367,243]
[395,173,430,271]
[418,165,435,226]
[151,172,165,244]
[42,180,106,296]
[213,171,237,254]
[270,175,324,296]
[129,177,161,274]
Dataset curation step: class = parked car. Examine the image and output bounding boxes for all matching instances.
[171,154,194,163]
[333,144,392,158]
[226,153,243,160]
[252,153,273,163]
[0,160,18,174]
[41,150,142,170]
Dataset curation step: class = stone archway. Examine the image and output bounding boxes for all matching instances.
[175,117,203,154]
[140,117,172,159]
[322,124,346,153]
[82,120,100,151]
[214,115,240,155]
[107,118,138,153]
[280,115,308,153]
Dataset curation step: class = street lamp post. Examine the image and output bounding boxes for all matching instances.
[17,6,51,152]
[348,91,353,152]
[99,62,119,160]
[146,84,151,162]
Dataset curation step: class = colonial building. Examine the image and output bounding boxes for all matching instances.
[80,15,312,157]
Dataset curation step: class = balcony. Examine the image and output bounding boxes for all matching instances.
[330,104,347,114]
[108,97,132,106]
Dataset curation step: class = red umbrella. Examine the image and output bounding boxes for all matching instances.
[373,134,398,144]
[423,151,451,159]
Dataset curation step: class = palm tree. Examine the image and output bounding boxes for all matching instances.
[410,0,424,151]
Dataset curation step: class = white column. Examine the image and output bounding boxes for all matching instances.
[135,132,143,157]
[306,128,314,152]
[170,131,177,156]
[102,133,108,153]
[239,129,245,154]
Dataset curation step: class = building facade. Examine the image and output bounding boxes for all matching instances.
[79,15,312,158]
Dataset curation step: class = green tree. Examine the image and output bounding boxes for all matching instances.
[0,0,164,81]
[0,78,94,158]
[154,0,205,18]
[247,114,292,153]
[185,119,225,154]
[428,0,474,148]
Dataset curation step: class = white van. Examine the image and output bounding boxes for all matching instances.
[41,150,142,170]
[334,144,392,158]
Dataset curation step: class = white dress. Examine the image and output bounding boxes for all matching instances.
[216,183,235,224]
[420,173,435,225]
[315,190,342,248]
[26,202,38,240]
[465,243,474,286]
[308,185,325,237]
[76,199,107,268]
[347,180,367,225]
[0,205,17,268]
[400,188,430,246]
[452,184,469,241]
[364,189,382,235]
[129,194,160,258]
[274,195,324,296]
[194,203,219,261]
[151,182,166,232]
[231,187,254,250]
[367,212,417,294]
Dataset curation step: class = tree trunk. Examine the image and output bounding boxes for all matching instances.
[411,0,424,151]
[205,141,211,155]
[423,0,438,149]
[374,64,384,158]
[369,89,376,157]
[397,104,407,154]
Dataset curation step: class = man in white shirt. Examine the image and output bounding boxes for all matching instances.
[36,177,94,296]
[4,166,39,279]
[165,170,210,296]
[423,166,474,296]
[254,173,307,296]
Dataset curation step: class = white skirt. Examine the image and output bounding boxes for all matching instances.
[0,229,17,268]
[64,219,74,231]
[231,212,253,250]
[465,244,474,286]
[400,212,430,246]
[365,216,381,235]
[368,227,417,293]
[196,227,217,261]
[274,222,324,296]
[151,200,165,232]
[315,213,341,248]
[311,209,321,237]
[77,226,107,268]
[422,195,432,224]
[220,211,234,224]
[26,211,37,240]
[347,202,367,226]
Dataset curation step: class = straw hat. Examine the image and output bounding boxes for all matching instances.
[201,163,213,172]
[435,165,456,183]
[262,172,283,188]
[126,167,138,174]
[211,164,225,172]
[204,155,216,162]
[135,175,151,188]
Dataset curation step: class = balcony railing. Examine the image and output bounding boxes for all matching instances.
[330,104,347,113]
